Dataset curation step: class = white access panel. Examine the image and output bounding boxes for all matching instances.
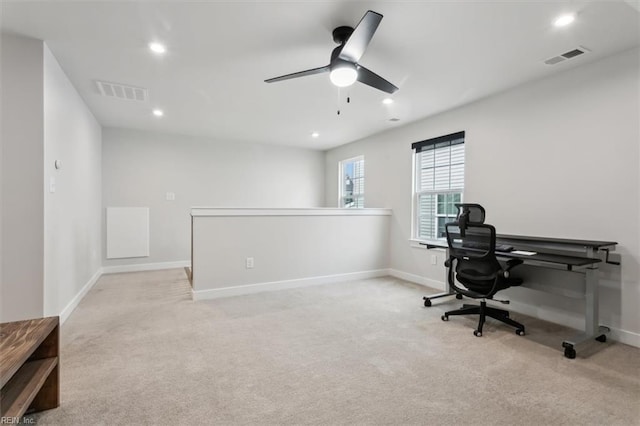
[106,207,150,259]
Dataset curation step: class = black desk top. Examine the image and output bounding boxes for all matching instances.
[421,242,600,267]
[496,234,617,249]
[420,235,605,268]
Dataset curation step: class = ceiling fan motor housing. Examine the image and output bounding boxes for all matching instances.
[332,26,354,44]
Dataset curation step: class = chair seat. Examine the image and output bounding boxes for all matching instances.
[457,276,523,298]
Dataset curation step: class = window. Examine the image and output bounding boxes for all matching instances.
[339,156,364,208]
[412,132,465,240]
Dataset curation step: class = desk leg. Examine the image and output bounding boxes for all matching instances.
[561,255,610,358]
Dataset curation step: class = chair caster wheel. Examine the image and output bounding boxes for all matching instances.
[564,345,576,359]
[455,294,463,300]
[441,315,448,321]
[423,297,432,307]
[516,329,525,336]
[473,330,482,337]
[596,334,606,343]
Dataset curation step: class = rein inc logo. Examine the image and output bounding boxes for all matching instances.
[1,418,35,424]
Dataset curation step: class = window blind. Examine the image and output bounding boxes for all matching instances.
[413,132,465,239]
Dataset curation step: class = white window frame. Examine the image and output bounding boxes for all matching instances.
[338,155,364,208]
[412,134,465,241]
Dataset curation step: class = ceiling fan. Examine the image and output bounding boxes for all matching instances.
[265,10,398,94]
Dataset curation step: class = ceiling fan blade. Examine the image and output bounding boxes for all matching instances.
[265,65,330,83]
[356,66,398,94]
[338,10,383,63]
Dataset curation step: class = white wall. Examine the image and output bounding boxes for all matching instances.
[325,48,640,345]
[0,34,45,322]
[102,128,326,268]
[191,208,391,299]
[43,45,102,318]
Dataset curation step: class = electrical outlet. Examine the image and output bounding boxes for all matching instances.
[166,192,175,201]
[431,254,437,265]
[246,257,254,269]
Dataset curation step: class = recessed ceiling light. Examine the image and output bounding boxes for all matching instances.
[149,42,166,54]
[311,132,319,138]
[382,98,394,105]
[152,109,164,117]
[554,14,575,27]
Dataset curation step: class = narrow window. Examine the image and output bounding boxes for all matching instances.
[339,156,364,208]
[412,132,465,240]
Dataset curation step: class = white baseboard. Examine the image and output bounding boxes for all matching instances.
[102,260,190,275]
[508,300,640,348]
[192,269,390,301]
[60,268,102,325]
[388,269,445,291]
[608,328,640,348]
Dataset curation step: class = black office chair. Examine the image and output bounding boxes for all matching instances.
[441,204,525,337]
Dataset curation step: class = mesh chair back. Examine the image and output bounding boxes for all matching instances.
[455,203,485,236]
[445,218,502,296]
[455,203,485,224]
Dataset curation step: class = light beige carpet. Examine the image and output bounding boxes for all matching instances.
[30,269,639,425]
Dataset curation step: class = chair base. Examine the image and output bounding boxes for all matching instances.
[442,301,525,337]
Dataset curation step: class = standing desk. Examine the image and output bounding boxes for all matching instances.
[421,234,619,359]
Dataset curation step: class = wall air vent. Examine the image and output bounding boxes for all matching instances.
[95,80,148,102]
[544,46,591,65]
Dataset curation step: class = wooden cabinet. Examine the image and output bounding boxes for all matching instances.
[0,317,60,418]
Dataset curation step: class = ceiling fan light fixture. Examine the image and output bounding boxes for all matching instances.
[329,64,358,88]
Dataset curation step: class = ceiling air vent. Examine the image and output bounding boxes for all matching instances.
[95,80,148,102]
[544,46,591,65]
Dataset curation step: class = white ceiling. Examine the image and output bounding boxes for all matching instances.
[2,1,639,150]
